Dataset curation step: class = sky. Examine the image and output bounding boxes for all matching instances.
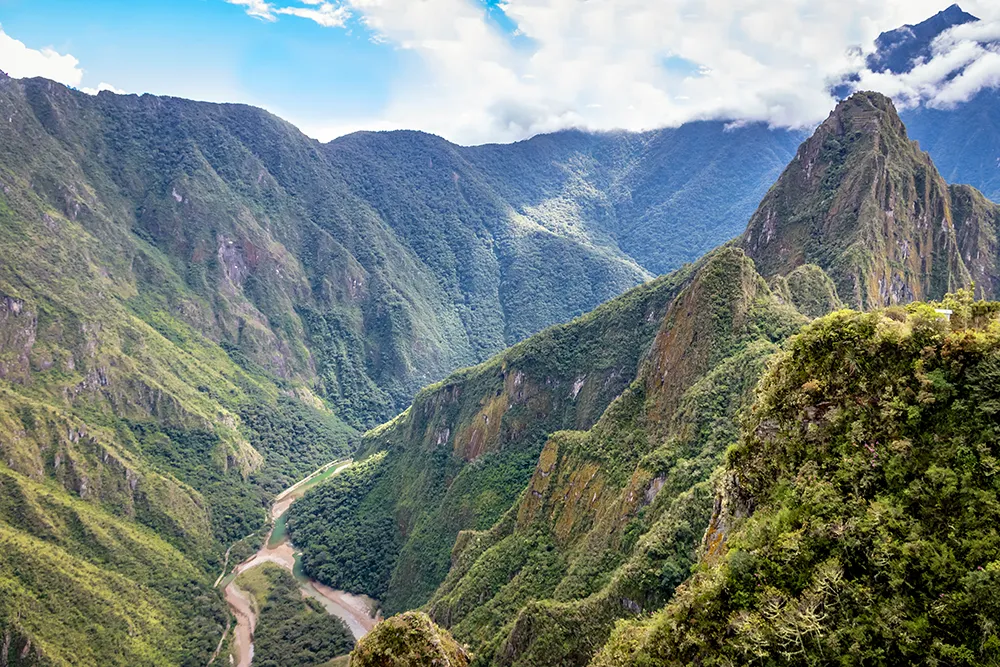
[1,0,999,144]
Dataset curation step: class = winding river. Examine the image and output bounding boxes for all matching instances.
[214,459,381,667]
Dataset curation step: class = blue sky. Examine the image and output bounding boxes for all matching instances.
[0,0,404,128]
[0,1,997,144]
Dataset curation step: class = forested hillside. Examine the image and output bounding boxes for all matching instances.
[287,265,698,613]
[315,91,1000,667]
[6,5,1000,658]
[424,248,805,666]
[0,70,803,665]
[593,296,1000,666]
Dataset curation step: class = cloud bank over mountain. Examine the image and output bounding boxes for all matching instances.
[854,10,1000,110]
[6,2,1000,143]
[271,0,1000,143]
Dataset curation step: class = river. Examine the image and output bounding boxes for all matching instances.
[214,459,381,667]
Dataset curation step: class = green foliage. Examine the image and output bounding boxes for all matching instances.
[426,249,809,667]
[594,306,1000,666]
[289,265,700,613]
[771,264,843,319]
[350,611,471,667]
[0,76,801,663]
[235,564,354,667]
[240,395,356,495]
[289,453,400,598]
[0,465,225,667]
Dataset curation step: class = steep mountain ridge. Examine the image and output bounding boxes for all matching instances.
[848,4,1000,204]
[865,4,978,75]
[324,91,1000,667]
[422,248,805,666]
[741,91,1000,308]
[287,265,697,614]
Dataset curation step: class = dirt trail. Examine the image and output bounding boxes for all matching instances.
[218,458,379,665]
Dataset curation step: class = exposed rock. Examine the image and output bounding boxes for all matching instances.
[0,294,36,383]
[742,92,986,308]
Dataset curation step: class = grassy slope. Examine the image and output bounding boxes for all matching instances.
[0,77,360,664]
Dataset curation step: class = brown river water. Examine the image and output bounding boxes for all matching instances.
[214,460,380,667]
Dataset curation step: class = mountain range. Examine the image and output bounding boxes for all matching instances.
[3,5,1000,666]
[296,89,1000,667]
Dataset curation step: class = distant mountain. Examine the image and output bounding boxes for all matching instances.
[903,91,1000,202]
[866,4,978,74]
[846,5,1000,204]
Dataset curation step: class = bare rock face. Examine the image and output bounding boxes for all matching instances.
[0,293,36,383]
[741,91,991,309]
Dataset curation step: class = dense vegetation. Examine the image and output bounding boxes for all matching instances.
[0,72,807,662]
[350,612,470,667]
[286,263,701,612]
[347,89,1000,667]
[288,452,400,597]
[594,295,1000,666]
[0,466,225,666]
[234,564,355,666]
[424,248,807,666]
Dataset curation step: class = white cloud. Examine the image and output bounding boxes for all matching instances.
[229,0,351,27]
[307,0,972,143]
[0,26,84,86]
[0,26,126,97]
[227,0,278,22]
[277,3,350,28]
[226,1,1000,143]
[81,82,127,96]
[852,7,1000,111]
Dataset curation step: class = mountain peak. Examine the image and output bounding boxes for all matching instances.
[825,91,909,144]
[867,4,979,74]
[741,90,983,309]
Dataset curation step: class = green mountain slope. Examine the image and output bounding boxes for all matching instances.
[593,297,1000,666]
[423,248,805,666]
[287,265,697,613]
[0,72,802,664]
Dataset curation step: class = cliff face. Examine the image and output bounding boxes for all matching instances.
[741,92,997,309]
[423,249,806,667]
